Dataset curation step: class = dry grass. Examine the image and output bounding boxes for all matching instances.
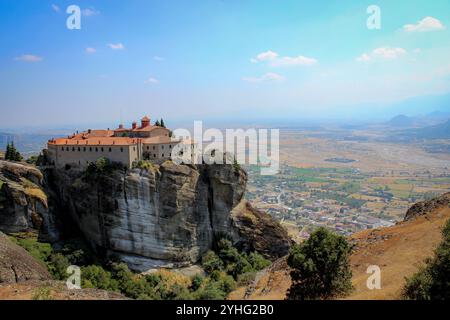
[346,205,450,300]
[24,188,48,207]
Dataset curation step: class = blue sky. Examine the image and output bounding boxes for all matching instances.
[0,0,450,128]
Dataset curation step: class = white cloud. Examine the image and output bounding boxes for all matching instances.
[153,56,165,61]
[356,47,407,62]
[253,50,279,62]
[82,8,100,17]
[273,55,317,67]
[373,47,406,59]
[108,43,125,50]
[51,4,60,12]
[356,53,371,62]
[242,72,285,83]
[145,77,159,84]
[403,16,445,32]
[251,50,317,67]
[14,54,43,62]
[85,47,96,54]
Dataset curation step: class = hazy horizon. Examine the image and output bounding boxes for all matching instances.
[1,0,450,129]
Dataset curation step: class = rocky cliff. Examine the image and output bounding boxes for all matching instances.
[43,161,290,271]
[0,231,51,283]
[0,161,57,240]
[404,192,450,221]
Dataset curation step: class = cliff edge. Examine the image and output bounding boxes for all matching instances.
[42,160,290,271]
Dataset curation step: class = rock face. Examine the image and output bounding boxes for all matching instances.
[0,161,57,240]
[231,201,292,260]
[404,192,450,221]
[45,161,290,271]
[0,232,51,284]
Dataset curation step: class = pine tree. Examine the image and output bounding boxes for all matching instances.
[155,120,161,127]
[7,142,22,162]
[160,118,166,128]
[5,142,11,160]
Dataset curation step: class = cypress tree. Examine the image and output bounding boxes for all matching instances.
[5,142,11,160]
[160,118,166,128]
[8,142,22,162]
[155,120,161,127]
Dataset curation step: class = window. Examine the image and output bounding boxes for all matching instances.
[89,147,92,152]
[120,147,123,152]
[67,147,69,151]
[78,147,81,151]
[153,146,155,150]
[95,148,98,152]
[109,148,112,152]
[72,147,75,151]
[169,145,172,149]
[162,145,164,149]
[133,147,136,151]
[162,154,164,157]
[101,147,104,152]
[83,147,86,152]
[61,147,64,151]
[147,146,149,150]
[154,154,156,158]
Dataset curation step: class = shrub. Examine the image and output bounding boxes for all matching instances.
[190,274,204,291]
[202,251,224,273]
[133,160,155,171]
[286,227,353,300]
[84,157,126,179]
[9,233,52,263]
[48,253,70,280]
[32,287,54,300]
[81,265,118,291]
[247,252,271,270]
[237,272,257,286]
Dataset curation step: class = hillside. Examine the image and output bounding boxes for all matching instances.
[229,193,450,300]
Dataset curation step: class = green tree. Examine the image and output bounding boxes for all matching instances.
[160,118,166,128]
[5,142,22,161]
[287,227,353,300]
[155,120,161,127]
[5,142,11,160]
[48,253,70,280]
[202,250,224,273]
[403,219,450,300]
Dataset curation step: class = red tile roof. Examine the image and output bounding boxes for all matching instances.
[49,137,139,146]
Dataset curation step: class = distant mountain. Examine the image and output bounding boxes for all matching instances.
[409,119,450,139]
[385,111,450,129]
[386,115,416,127]
[424,111,450,123]
[382,93,450,118]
